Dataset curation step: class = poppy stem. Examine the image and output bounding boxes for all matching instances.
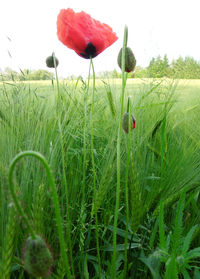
[8,154,36,239]
[112,25,128,279]
[80,59,92,277]
[90,57,102,278]
[8,151,72,279]
[52,52,61,113]
[124,96,132,277]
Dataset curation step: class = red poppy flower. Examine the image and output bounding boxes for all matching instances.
[57,8,118,59]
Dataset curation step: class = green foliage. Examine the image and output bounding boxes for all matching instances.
[147,55,200,79]
[134,66,148,78]
[171,56,200,79]
[141,192,200,278]
[0,79,200,278]
[0,68,54,81]
[0,204,17,279]
[147,55,171,78]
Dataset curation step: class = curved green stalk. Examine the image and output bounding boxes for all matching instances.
[112,25,128,279]
[8,151,72,279]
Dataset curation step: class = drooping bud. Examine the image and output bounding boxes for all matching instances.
[117,47,136,73]
[46,55,59,68]
[122,112,136,133]
[23,235,53,277]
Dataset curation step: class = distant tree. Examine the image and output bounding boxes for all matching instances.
[162,54,171,77]
[184,57,200,79]
[96,70,121,79]
[28,70,54,80]
[147,55,171,78]
[171,56,200,79]
[111,69,121,78]
[4,67,20,81]
[171,57,185,78]
[134,66,148,78]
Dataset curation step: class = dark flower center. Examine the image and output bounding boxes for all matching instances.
[80,42,97,59]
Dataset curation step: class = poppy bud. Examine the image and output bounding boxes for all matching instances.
[122,112,136,133]
[117,47,136,73]
[46,55,59,68]
[23,235,53,277]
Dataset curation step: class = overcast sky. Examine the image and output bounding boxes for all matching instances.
[0,0,199,77]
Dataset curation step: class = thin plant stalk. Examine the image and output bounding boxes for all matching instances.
[112,25,128,279]
[80,60,92,278]
[8,151,72,279]
[90,57,102,278]
[53,53,75,278]
[82,60,92,203]
[124,96,132,277]
[53,53,61,113]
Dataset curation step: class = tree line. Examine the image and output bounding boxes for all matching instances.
[1,55,200,81]
[0,68,54,81]
[97,55,200,79]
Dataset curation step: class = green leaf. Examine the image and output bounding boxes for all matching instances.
[107,225,139,241]
[185,247,200,260]
[159,201,166,250]
[182,225,198,256]
[102,242,140,251]
[172,192,185,254]
[140,251,161,279]
[182,268,191,279]
[150,217,159,249]
[84,254,89,279]
[164,256,178,279]
[194,268,200,279]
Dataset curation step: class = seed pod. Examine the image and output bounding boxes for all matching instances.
[23,235,53,277]
[117,47,136,73]
[46,55,59,68]
[122,112,136,133]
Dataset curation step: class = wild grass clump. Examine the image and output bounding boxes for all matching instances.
[0,65,200,278]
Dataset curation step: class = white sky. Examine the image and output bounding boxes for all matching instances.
[0,0,199,77]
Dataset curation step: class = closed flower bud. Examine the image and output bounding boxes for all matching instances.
[23,235,53,277]
[46,55,59,68]
[122,112,136,133]
[117,47,136,73]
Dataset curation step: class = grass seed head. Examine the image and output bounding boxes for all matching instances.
[23,235,53,277]
[117,47,136,73]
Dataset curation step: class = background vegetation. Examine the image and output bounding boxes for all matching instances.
[1,55,200,81]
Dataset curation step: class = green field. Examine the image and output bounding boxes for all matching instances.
[0,78,200,278]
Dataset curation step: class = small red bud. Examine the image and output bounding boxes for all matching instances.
[122,112,136,133]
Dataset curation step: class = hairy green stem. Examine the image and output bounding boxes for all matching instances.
[112,25,128,279]
[124,96,132,277]
[53,52,61,113]
[90,58,101,278]
[82,60,92,203]
[8,151,72,279]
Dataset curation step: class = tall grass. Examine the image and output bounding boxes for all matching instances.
[0,75,200,278]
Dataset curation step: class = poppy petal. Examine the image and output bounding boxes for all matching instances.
[57,8,118,58]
